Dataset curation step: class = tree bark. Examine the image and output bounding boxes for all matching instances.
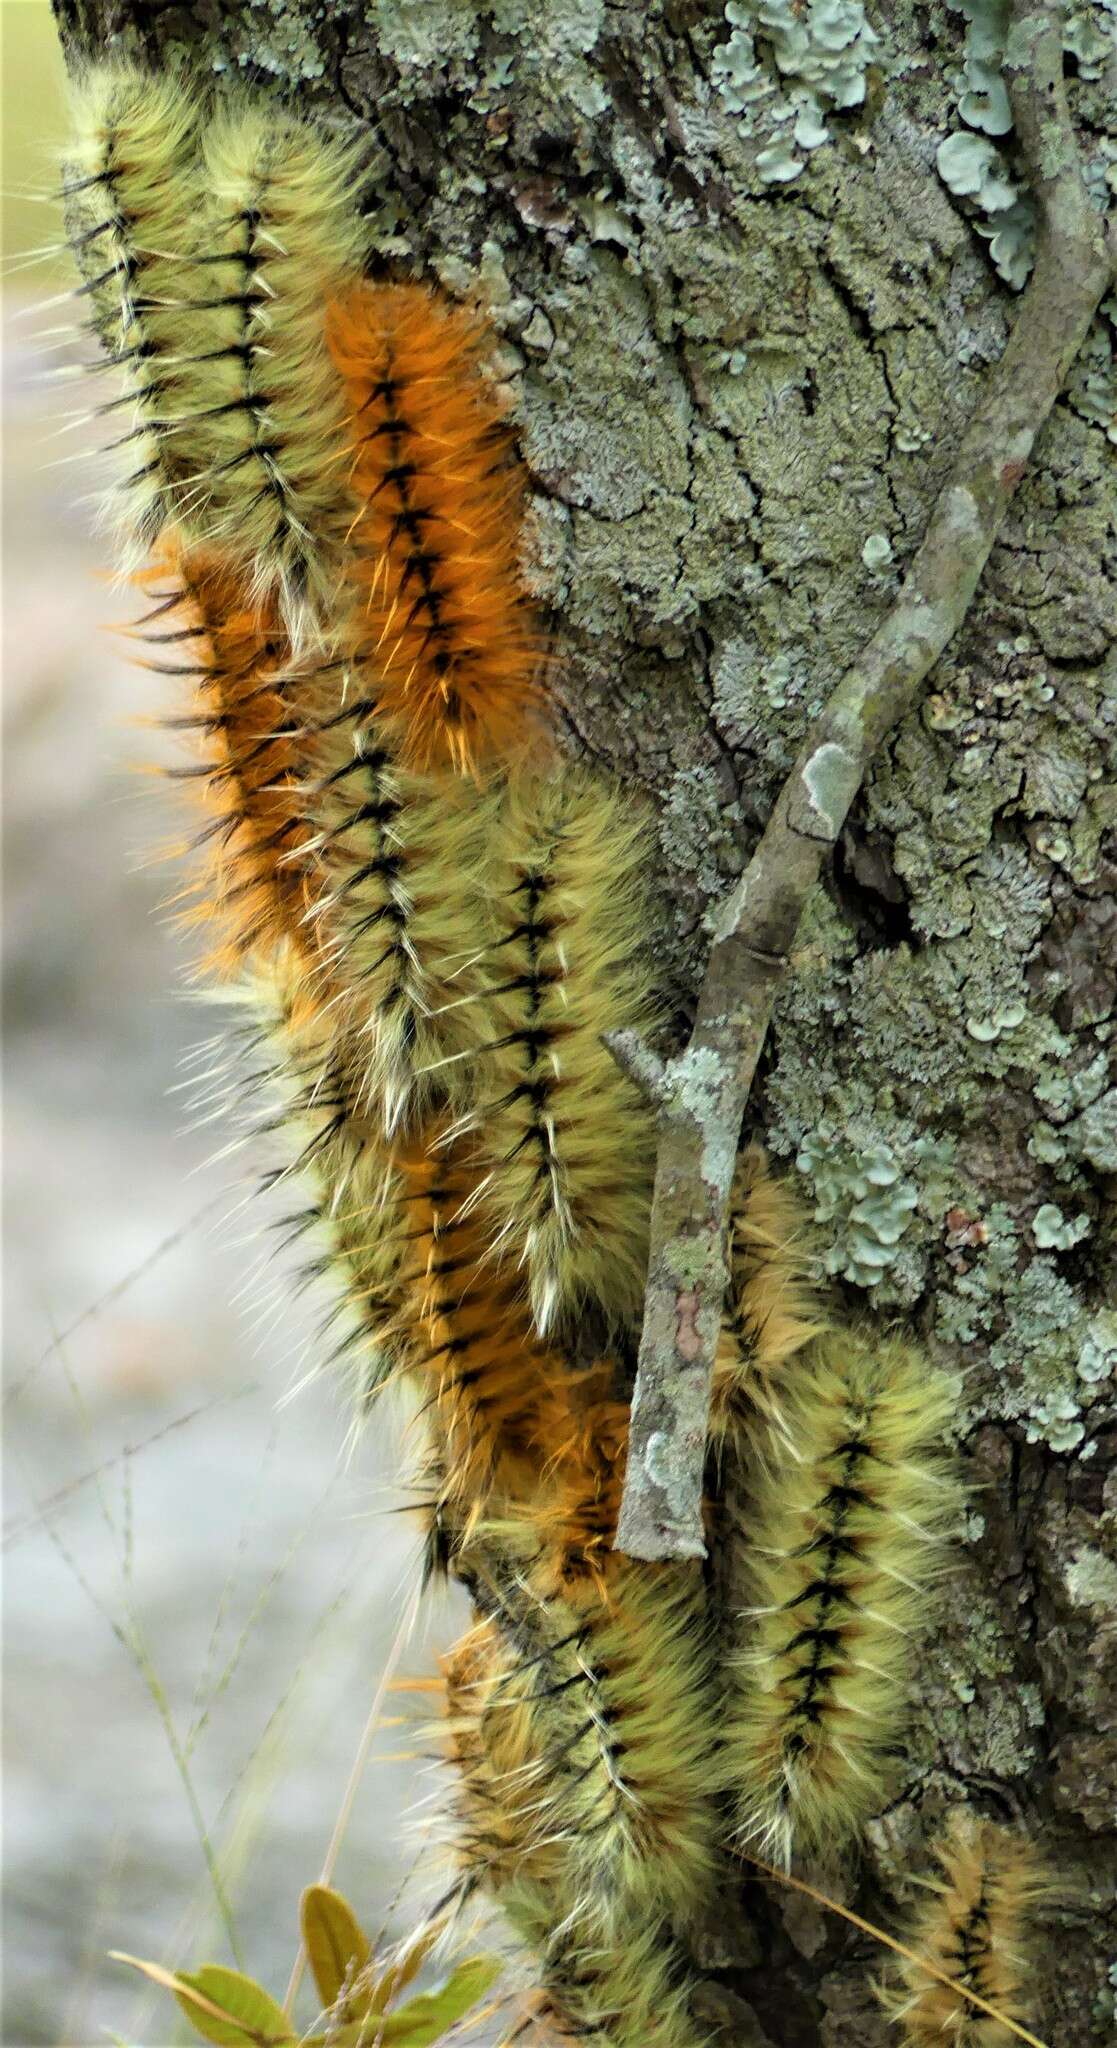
[53,1,1117,2040]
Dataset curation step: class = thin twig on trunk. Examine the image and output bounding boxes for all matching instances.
[612,0,1116,1563]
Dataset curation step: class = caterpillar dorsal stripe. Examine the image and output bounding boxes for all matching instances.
[723,1329,960,1866]
[326,282,543,772]
[186,102,369,643]
[63,62,205,557]
[449,767,659,1337]
[878,1814,1057,2046]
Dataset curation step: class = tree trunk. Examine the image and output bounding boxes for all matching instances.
[51,1,1117,2040]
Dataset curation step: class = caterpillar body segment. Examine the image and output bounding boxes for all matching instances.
[447,1503,719,1936]
[186,104,370,643]
[62,62,206,556]
[711,1146,826,1453]
[542,1553,719,1930]
[460,769,659,1337]
[298,677,500,1133]
[723,1330,960,1867]
[527,1368,630,1596]
[390,1140,574,1520]
[499,1880,714,2048]
[134,545,314,977]
[231,944,414,1410]
[442,1616,569,1901]
[326,282,543,773]
[879,1815,1055,2045]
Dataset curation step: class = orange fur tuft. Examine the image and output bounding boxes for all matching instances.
[391,1138,570,1518]
[133,545,314,978]
[326,282,545,773]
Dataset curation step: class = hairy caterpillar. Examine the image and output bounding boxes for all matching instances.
[499,1878,713,2048]
[136,551,497,1127]
[449,768,659,1337]
[723,1330,960,1866]
[441,1484,718,1935]
[391,1139,574,1519]
[711,1145,826,1451]
[65,66,369,641]
[222,944,413,1409]
[187,101,369,641]
[296,683,499,1133]
[63,62,204,556]
[133,546,313,977]
[326,283,542,773]
[878,1814,1055,2045]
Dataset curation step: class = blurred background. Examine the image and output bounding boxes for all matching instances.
[3,6,470,2041]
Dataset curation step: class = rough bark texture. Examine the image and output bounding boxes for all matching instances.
[53,1,1117,2041]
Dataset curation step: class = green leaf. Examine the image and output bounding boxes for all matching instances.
[300,1886,372,2012]
[376,1957,502,2045]
[299,1957,501,2048]
[173,1966,295,2047]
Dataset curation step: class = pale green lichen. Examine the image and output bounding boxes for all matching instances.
[861,530,894,568]
[795,1129,922,1286]
[1066,305,1117,445]
[1070,1090,1117,1172]
[1025,1387,1086,1450]
[710,0,883,184]
[1032,1202,1092,1249]
[1077,1311,1117,1385]
[1063,0,1117,79]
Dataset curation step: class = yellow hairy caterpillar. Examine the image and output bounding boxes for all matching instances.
[229,944,413,1408]
[723,1330,960,1866]
[187,102,369,641]
[499,1878,713,2048]
[447,1503,718,1935]
[63,62,204,556]
[878,1814,1056,2045]
[326,282,543,773]
[442,1616,569,1901]
[133,545,314,978]
[710,1145,826,1450]
[455,769,659,1337]
[65,68,369,640]
[298,680,498,1133]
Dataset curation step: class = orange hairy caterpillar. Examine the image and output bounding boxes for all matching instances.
[390,1140,576,1519]
[723,1329,960,1867]
[133,546,314,978]
[62,62,205,556]
[878,1815,1057,2045]
[449,767,659,1338]
[326,282,543,772]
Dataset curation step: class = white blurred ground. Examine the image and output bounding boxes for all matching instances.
[2,300,474,2047]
